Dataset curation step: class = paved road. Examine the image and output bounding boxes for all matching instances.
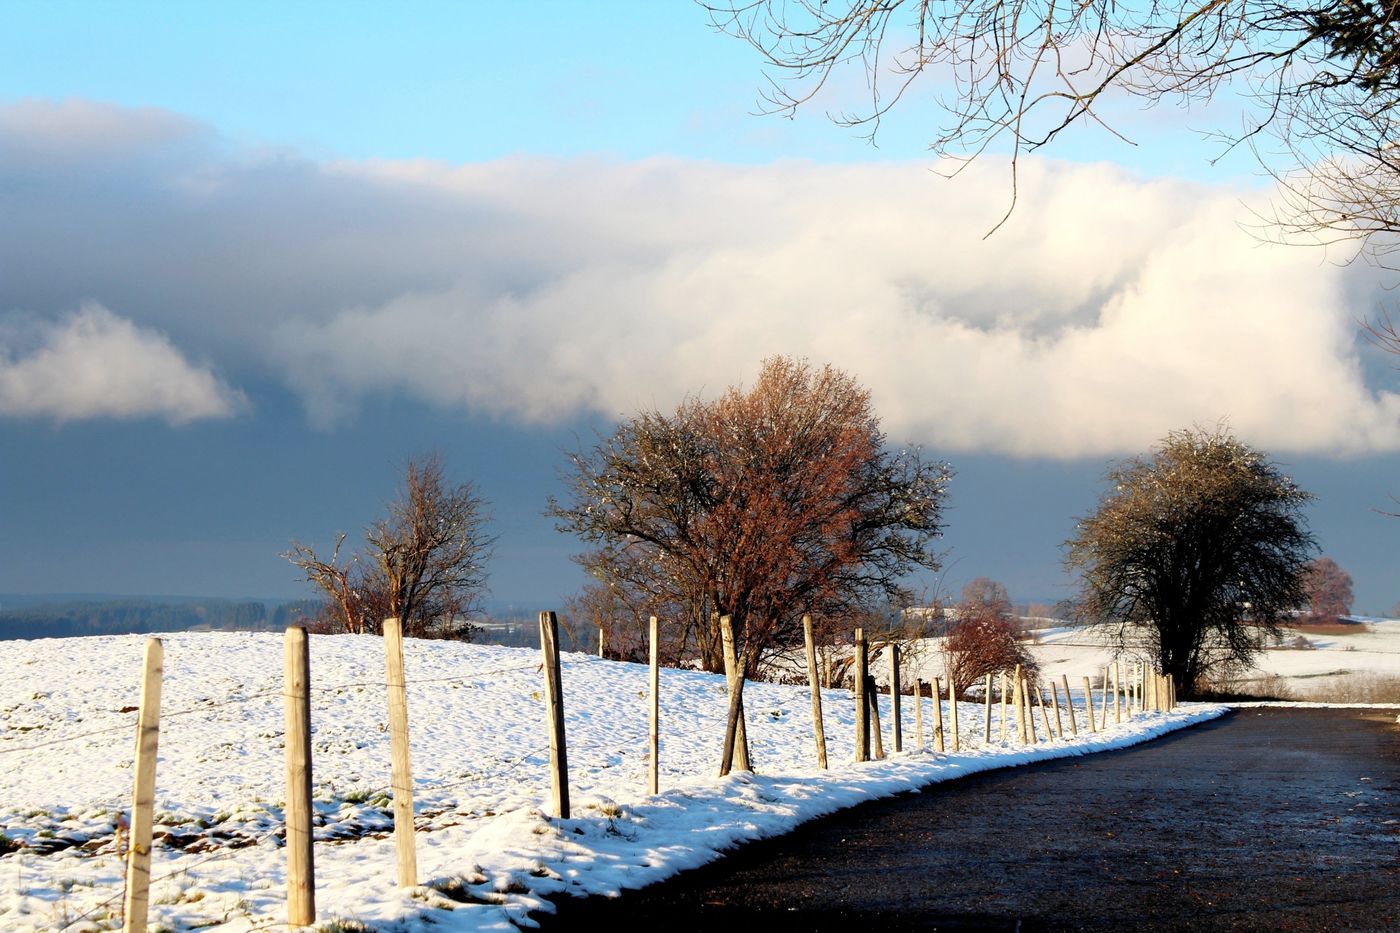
[538,708,1400,931]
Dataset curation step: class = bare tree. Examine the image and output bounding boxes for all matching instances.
[960,577,1012,616]
[551,356,952,677]
[285,455,493,638]
[704,0,1400,239]
[1066,427,1316,696]
[1302,555,1355,621]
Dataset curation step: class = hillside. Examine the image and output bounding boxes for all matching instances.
[0,632,1218,931]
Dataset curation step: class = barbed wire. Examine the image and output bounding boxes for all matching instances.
[56,823,286,932]
[47,721,656,929]
[0,662,544,757]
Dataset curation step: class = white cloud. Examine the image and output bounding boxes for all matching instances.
[3,100,1398,455]
[0,303,246,424]
[279,157,1400,456]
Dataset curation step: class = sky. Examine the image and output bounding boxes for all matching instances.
[1,1,1397,614]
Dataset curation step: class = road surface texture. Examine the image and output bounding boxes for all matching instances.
[538,708,1400,932]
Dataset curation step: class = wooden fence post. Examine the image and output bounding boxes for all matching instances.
[538,611,570,817]
[1061,675,1078,737]
[999,671,1009,743]
[854,629,869,762]
[597,626,605,659]
[1113,662,1123,725]
[1083,676,1097,733]
[1049,681,1064,739]
[984,673,993,744]
[382,618,417,888]
[284,626,315,927]
[719,615,751,774]
[1022,674,1038,745]
[931,675,945,753]
[1099,667,1111,727]
[123,637,163,933]
[1019,661,1030,739]
[802,615,828,769]
[947,672,959,752]
[914,678,925,750]
[1036,681,1053,739]
[866,675,885,759]
[888,644,903,753]
[649,615,660,794]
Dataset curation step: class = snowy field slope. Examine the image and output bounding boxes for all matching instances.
[1027,618,1400,700]
[1,632,1224,931]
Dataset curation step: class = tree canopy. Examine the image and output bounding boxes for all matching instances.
[550,356,951,674]
[1066,427,1316,695]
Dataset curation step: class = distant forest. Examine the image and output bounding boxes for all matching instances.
[0,598,324,640]
[0,596,578,648]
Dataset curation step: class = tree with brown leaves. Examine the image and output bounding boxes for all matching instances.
[550,356,951,676]
[284,455,493,639]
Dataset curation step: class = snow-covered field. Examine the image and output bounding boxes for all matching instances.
[1,631,1232,930]
[1027,617,1400,700]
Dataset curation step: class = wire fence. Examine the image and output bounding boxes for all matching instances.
[7,629,1167,932]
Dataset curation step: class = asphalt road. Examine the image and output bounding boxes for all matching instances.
[536,708,1400,932]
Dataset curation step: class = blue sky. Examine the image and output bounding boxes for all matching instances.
[1,1,1397,614]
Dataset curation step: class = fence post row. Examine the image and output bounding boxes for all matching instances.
[538,611,570,818]
[123,637,163,933]
[283,626,316,927]
[382,618,417,888]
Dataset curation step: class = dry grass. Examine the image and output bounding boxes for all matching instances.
[1295,673,1400,704]
[1199,671,1296,702]
[1199,670,1400,703]
[1287,621,1371,636]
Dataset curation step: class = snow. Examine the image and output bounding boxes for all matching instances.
[0,631,1234,930]
[1028,618,1400,697]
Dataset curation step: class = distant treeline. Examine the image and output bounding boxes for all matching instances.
[0,598,324,641]
[471,618,588,653]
